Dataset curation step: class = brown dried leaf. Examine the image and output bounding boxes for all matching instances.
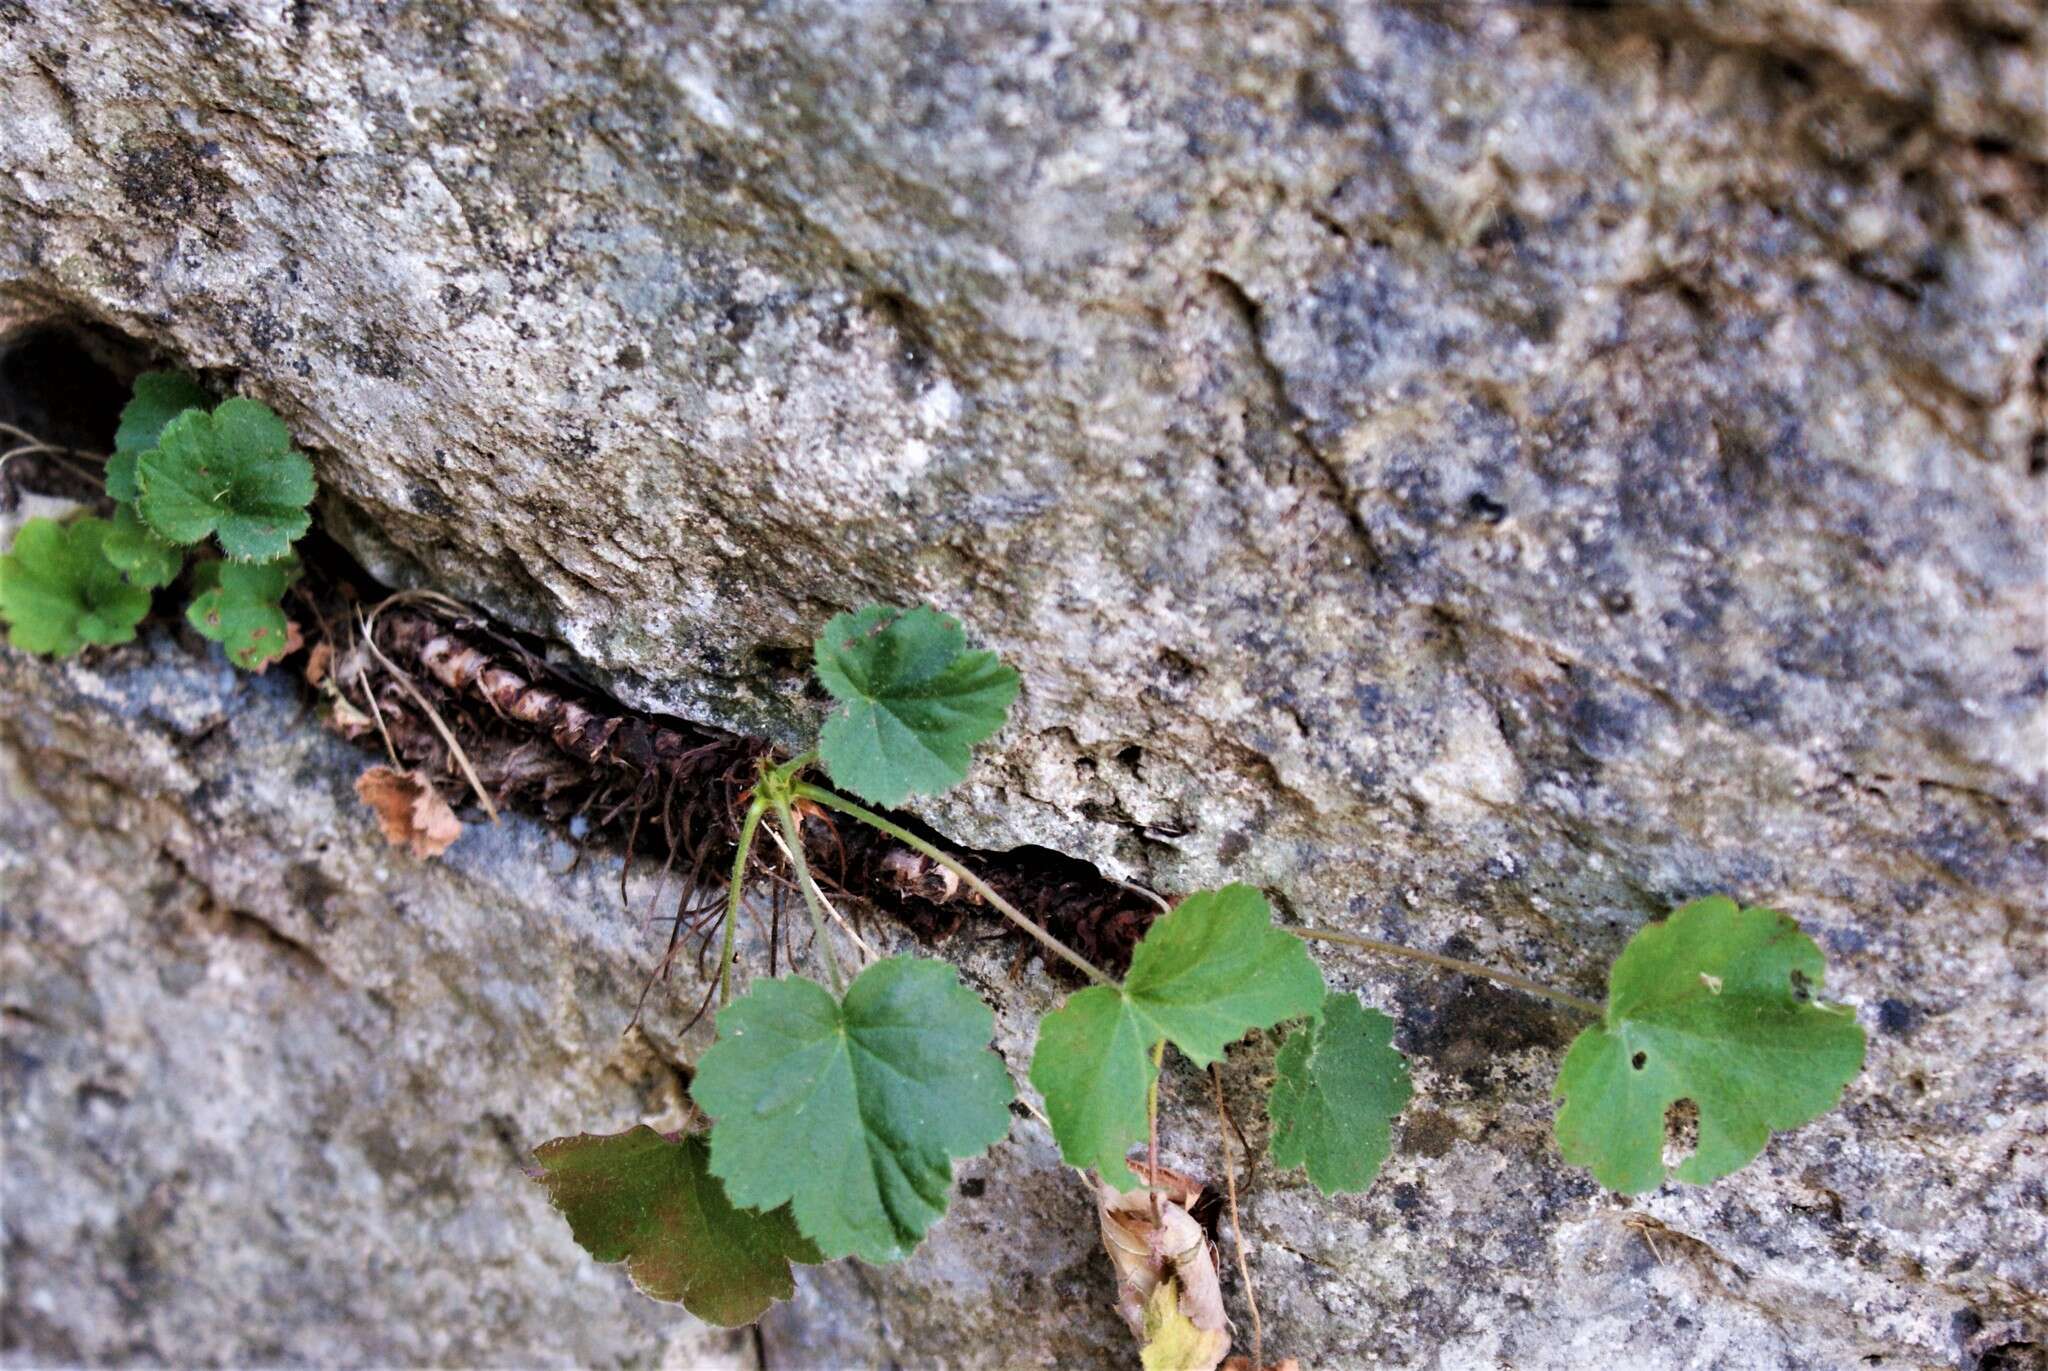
[355,765,463,859]
[325,694,377,740]
[304,640,333,686]
[1222,1359,1303,1371]
[1096,1165,1226,1362]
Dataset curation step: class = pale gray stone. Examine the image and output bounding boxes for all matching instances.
[2,1,2043,1367]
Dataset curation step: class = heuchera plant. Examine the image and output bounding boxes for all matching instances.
[534,606,1867,1336]
[0,375,1867,1358]
[0,373,316,673]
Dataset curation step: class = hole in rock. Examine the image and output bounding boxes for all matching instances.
[0,346,1168,999]
[0,322,152,506]
[1976,1341,2046,1371]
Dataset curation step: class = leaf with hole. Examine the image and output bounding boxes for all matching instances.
[531,1126,821,1326]
[1267,991,1411,1195]
[101,503,185,590]
[108,371,208,501]
[137,398,316,560]
[186,555,299,670]
[1030,885,1325,1187]
[812,604,1020,807]
[1552,895,1866,1194]
[0,517,151,657]
[691,954,1014,1263]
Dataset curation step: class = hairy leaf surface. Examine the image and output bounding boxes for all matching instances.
[0,517,150,656]
[693,955,1014,1263]
[813,604,1019,806]
[102,503,185,590]
[532,1126,821,1326]
[108,371,208,501]
[138,399,316,560]
[1268,991,1411,1194]
[186,555,298,669]
[1553,896,1866,1194]
[1031,886,1324,1187]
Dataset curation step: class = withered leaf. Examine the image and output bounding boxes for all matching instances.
[355,765,463,859]
[1142,1279,1232,1371]
[1096,1165,1227,1366]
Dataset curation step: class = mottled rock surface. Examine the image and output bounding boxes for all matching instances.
[2,2,2044,1368]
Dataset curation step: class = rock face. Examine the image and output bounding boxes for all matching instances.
[3,3,2045,1368]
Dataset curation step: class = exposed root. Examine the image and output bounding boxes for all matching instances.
[288,540,1158,1006]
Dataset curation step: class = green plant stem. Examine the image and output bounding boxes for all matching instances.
[773,795,846,994]
[771,748,819,785]
[1146,1036,1166,1221]
[1292,926,1604,1016]
[718,795,769,1007]
[791,781,1118,989]
[1208,1063,1262,1371]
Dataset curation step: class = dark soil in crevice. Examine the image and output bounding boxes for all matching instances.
[288,532,1160,990]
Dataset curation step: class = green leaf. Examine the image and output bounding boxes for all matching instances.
[813,604,1020,807]
[532,1126,822,1327]
[1030,885,1325,1187]
[692,955,1015,1263]
[0,517,151,657]
[1027,984,1156,1185]
[101,503,185,590]
[1553,896,1866,1195]
[137,398,316,561]
[109,371,209,501]
[1268,991,1412,1194]
[185,554,299,670]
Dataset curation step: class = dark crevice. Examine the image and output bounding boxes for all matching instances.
[291,537,1157,983]
[1203,269,1381,570]
[0,316,1160,987]
[0,322,144,453]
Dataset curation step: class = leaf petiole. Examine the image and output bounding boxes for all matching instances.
[790,781,1118,988]
[1291,925,1604,1016]
[718,793,770,1007]
[772,792,846,993]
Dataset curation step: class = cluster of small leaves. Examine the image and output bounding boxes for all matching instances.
[1029,885,1409,1194]
[0,373,317,672]
[0,517,151,656]
[536,605,1868,1333]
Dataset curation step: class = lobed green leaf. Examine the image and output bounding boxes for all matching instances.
[532,1126,821,1326]
[1030,885,1325,1188]
[138,398,316,561]
[1553,895,1866,1194]
[1267,991,1412,1194]
[692,955,1015,1263]
[186,555,299,670]
[813,604,1019,807]
[101,503,185,591]
[108,371,209,502]
[0,517,151,657]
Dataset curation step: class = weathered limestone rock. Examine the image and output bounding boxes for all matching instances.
[3,2,2043,1366]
